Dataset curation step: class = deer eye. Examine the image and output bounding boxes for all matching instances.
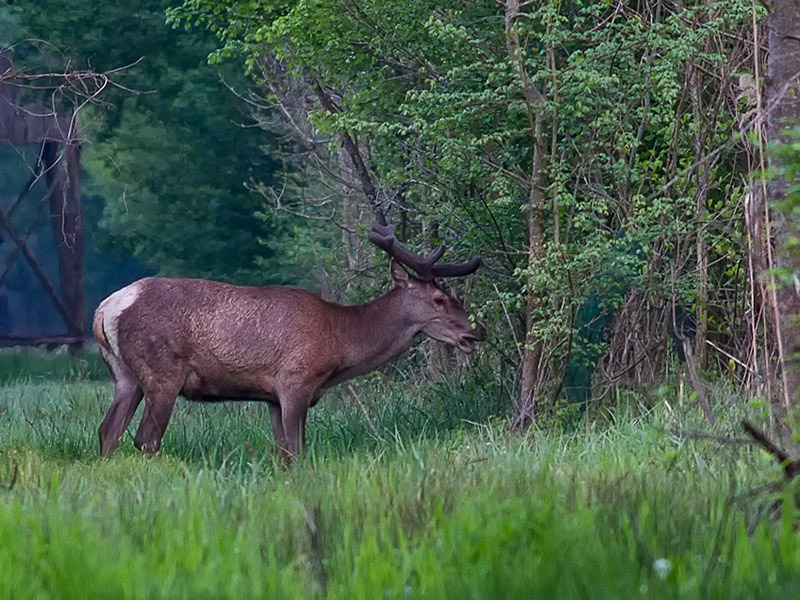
[433,296,447,306]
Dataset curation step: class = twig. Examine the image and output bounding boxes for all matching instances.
[670,428,752,446]
[7,458,18,491]
[297,502,327,595]
[347,384,380,439]
[493,283,523,361]
[680,337,717,427]
[742,420,800,481]
[706,339,754,374]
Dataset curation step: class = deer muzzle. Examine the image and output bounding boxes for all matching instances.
[457,324,487,354]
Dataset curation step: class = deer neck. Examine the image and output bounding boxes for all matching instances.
[333,288,422,380]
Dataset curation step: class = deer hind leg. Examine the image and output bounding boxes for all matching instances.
[98,351,144,456]
[133,368,186,454]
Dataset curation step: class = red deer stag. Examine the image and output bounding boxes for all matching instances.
[93,224,485,459]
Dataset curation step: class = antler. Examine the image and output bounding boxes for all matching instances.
[368,224,481,281]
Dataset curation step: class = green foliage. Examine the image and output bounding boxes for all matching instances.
[5,0,297,284]
[168,0,759,401]
[1,367,798,598]
[3,0,766,402]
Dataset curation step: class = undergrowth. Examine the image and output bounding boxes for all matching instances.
[0,351,797,599]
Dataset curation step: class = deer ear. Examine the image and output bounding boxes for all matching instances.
[390,259,414,288]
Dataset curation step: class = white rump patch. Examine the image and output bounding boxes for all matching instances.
[99,345,127,378]
[98,281,141,356]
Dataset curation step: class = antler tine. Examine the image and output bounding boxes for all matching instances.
[368,224,444,280]
[430,256,482,278]
[369,224,482,281]
[367,224,396,253]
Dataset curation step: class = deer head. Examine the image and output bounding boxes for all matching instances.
[369,224,486,352]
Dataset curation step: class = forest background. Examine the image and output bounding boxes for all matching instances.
[2,0,800,436]
[4,1,800,597]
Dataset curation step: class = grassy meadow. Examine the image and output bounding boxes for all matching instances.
[0,349,799,599]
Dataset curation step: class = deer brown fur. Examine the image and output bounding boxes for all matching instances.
[94,227,485,459]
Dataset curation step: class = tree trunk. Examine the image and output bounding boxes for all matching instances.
[517,115,548,427]
[506,0,549,428]
[767,0,800,419]
[0,52,84,349]
[690,59,709,369]
[43,140,85,350]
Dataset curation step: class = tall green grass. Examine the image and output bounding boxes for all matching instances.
[0,347,108,382]
[0,351,797,599]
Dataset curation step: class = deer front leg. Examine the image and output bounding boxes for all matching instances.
[268,402,291,461]
[279,392,311,459]
[133,393,178,454]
